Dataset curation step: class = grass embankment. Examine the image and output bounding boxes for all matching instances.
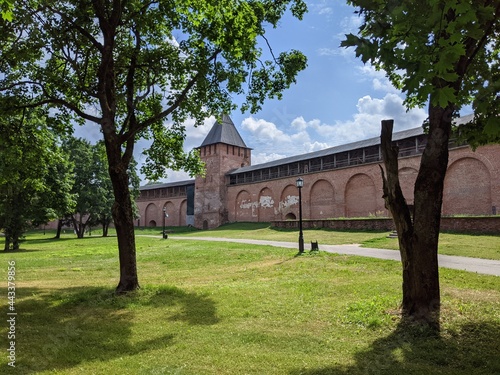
[136,222,500,260]
[0,230,499,374]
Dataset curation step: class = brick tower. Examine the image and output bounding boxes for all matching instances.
[194,115,251,229]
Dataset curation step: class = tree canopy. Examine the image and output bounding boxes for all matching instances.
[0,106,75,250]
[63,138,140,238]
[342,0,499,141]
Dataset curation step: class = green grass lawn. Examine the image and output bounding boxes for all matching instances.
[0,231,499,374]
[136,222,500,260]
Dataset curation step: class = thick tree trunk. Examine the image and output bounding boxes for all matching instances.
[380,109,452,330]
[4,236,10,252]
[110,168,139,294]
[94,6,139,293]
[12,236,20,251]
[104,138,140,294]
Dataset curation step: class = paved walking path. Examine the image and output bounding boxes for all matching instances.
[164,236,500,277]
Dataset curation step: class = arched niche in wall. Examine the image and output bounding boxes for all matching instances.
[179,199,187,226]
[279,184,299,220]
[163,201,176,226]
[398,167,418,205]
[258,187,275,222]
[145,203,158,227]
[443,157,492,215]
[344,173,377,217]
[235,190,254,221]
[310,179,335,219]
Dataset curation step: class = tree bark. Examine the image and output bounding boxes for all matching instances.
[3,236,10,252]
[55,220,63,239]
[380,109,452,330]
[71,215,86,238]
[104,136,140,294]
[102,221,109,237]
[109,165,139,294]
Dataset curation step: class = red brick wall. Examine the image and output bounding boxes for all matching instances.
[136,196,188,227]
[194,144,251,229]
[226,144,499,224]
[271,216,500,234]
[134,143,499,231]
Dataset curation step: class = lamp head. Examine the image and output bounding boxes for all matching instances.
[296,177,304,188]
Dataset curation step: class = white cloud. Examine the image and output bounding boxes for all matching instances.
[340,14,362,35]
[318,7,333,16]
[251,152,287,165]
[181,116,214,150]
[310,1,334,16]
[357,65,400,93]
[241,116,291,143]
[304,141,331,152]
[317,47,338,56]
[317,13,361,59]
[320,93,426,145]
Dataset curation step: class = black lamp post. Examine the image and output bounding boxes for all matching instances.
[296,177,304,254]
[162,207,167,239]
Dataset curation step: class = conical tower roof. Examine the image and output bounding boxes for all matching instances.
[200,115,249,148]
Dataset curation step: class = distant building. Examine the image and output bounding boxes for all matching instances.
[135,114,500,229]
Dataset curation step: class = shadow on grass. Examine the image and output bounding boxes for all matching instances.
[203,222,271,232]
[9,285,218,374]
[21,235,115,246]
[290,320,500,375]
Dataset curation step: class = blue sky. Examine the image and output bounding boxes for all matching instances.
[76,1,434,183]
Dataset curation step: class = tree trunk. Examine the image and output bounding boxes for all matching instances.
[380,108,452,330]
[4,235,10,252]
[105,140,139,294]
[55,220,63,239]
[102,221,109,237]
[12,235,20,251]
[95,7,139,293]
[72,216,86,239]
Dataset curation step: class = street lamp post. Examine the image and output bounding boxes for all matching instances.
[296,177,304,254]
[162,207,167,239]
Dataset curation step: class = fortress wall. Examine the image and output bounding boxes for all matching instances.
[226,144,499,223]
[271,216,500,234]
[136,195,188,227]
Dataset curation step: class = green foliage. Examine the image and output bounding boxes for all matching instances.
[1,0,308,180]
[341,0,499,143]
[63,138,140,237]
[0,0,13,21]
[0,106,75,250]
